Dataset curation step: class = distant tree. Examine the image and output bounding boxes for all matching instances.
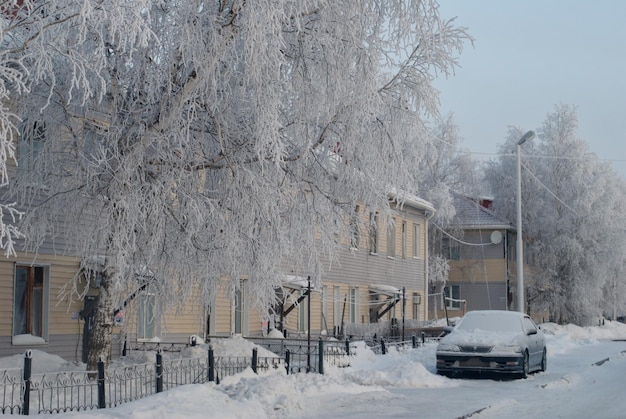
[486,104,626,325]
[6,1,471,368]
[417,113,477,296]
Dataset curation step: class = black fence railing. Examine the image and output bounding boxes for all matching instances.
[4,338,357,415]
[365,332,439,355]
[246,336,356,374]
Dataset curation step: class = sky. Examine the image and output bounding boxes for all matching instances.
[432,0,626,178]
[7,320,626,418]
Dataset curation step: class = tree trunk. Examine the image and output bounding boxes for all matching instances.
[86,277,114,372]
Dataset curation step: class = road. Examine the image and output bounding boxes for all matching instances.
[312,340,626,419]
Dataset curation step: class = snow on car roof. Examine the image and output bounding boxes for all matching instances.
[455,310,525,333]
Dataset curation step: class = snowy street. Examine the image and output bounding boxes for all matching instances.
[34,321,626,419]
[367,341,626,419]
[294,337,626,419]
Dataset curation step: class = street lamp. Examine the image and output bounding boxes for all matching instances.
[516,130,535,313]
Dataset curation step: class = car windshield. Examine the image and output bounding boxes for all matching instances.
[456,313,523,333]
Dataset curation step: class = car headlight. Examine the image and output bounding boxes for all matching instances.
[492,345,522,354]
[437,343,461,352]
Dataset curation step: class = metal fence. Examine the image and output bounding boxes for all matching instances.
[365,333,439,355]
[247,336,355,374]
[1,337,355,415]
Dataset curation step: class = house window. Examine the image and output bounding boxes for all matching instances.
[442,237,460,260]
[369,213,378,254]
[298,290,308,333]
[333,286,341,327]
[137,294,159,340]
[349,287,359,323]
[387,218,396,257]
[444,285,461,310]
[321,285,328,332]
[412,224,421,258]
[412,293,421,320]
[13,265,48,341]
[233,280,247,335]
[401,221,407,259]
[17,121,45,177]
[350,206,360,249]
[84,123,107,157]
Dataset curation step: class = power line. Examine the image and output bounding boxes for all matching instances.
[520,161,579,216]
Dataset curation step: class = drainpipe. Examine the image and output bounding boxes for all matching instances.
[424,208,435,322]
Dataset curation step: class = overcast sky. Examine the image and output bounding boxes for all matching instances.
[433,0,626,178]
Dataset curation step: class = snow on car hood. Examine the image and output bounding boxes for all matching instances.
[439,329,522,347]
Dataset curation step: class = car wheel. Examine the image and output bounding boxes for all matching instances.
[540,348,547,372]
[521,351,529,379]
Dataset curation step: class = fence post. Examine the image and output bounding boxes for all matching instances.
[285,349,290,375]
[156,350,163,393]
[22,350,32,415]
[208,346,215,382]
[345,337,350,356]
[97,356,106,409]
[412,334,417,348]
[381,338,386,355]
[421,331,425,345]
[318,338,324,375]
[251,348,258,374]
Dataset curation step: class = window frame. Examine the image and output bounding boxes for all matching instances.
[232,279,248,335]
[349,287,359,323]
[137,293,160,341]
[442,237,461,261]
[333,286,341,327]
[350,206,360,249]
[17,121,46,179]
[412,223,421,259]
[369,212,379,254]
[13,263,50,344]
[298,289,309,333]
[387,218,396,258]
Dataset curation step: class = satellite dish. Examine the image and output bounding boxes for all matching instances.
[490,231,503,244]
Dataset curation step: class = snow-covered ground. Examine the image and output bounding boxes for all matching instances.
[7,321,626,418]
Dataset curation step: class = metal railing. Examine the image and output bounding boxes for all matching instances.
[2,336,360,414]
[247,336,355,374]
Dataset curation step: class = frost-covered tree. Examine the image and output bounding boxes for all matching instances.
[8,0,470,368]
[486,105,626,325]
[417,113,477,296]
[0,0,153,256]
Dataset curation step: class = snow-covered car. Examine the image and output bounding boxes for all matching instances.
[436,310,546,378]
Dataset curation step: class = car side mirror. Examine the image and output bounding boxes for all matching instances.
[443,325,454,333]
[527,328,537,335]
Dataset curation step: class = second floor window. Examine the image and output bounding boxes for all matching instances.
[350,206,360,249]
[412,224,421,258]
[387,218,396,257]
[18,121,45,177]
[369,212,378,254]
[442,237,461,260]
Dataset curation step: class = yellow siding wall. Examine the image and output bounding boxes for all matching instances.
[448,259,507,282]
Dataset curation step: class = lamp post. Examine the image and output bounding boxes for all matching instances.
[516,130,535,313]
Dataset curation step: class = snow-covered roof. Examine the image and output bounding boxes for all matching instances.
[449,192,512,230]
[387,188,435,214]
